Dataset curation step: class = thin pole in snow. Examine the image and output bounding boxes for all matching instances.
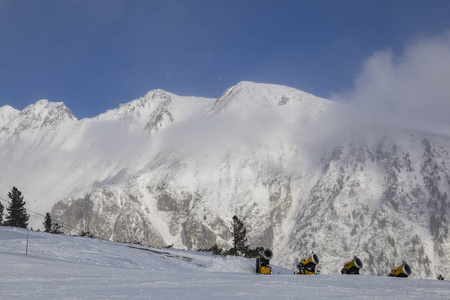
[26,227,29,255]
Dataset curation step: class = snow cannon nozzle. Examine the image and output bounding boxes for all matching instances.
[402,263,411,276]
[302,253,319,265]
[262,248,273,261]
[354,257,363,269]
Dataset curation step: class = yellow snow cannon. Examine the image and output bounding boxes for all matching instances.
[256,248,273,275]
[388,261,411,278]
[296,252,319,275]
[341,256,363,275]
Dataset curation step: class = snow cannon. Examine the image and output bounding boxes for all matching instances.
[296,252,319,275]
[341,256,363,275]
[388,261,411,278]
[256,248,273,275]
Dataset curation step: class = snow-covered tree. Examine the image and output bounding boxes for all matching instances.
[5,187,29,228]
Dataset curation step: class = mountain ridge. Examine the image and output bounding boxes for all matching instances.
[1,81,449,278]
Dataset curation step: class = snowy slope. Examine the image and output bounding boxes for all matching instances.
[1,227,449,300]
[1,82,450,279]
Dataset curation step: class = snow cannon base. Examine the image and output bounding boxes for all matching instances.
[258,266,272,275]
[296,269,316,275]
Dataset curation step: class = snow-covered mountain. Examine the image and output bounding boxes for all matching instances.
[1,82,449,279]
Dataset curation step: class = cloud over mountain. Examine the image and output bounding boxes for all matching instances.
[1,82,450,279]
[333,31,450,136]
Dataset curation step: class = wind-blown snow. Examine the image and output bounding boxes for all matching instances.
[1,227,448,299]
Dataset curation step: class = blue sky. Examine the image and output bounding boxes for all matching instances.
[1,0,450,119]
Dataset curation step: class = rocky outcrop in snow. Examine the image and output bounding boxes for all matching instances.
[1,82,449,278]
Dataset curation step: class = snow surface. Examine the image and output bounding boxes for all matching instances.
[1,227,449,299]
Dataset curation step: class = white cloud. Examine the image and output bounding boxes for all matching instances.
[332,31,450,136]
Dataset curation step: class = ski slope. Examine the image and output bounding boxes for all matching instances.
[0,227,449,299]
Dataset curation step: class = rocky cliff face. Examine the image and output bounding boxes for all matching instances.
[274,134,450,278]
[1,82,449,278]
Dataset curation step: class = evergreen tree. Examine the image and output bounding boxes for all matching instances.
[230,215,249,256]
[198,244,223,255]
[43,213,64,234]
[51,222,63,234]
[43,212,52,232]
[210,244,223,255]
[5,187,29,228]
[0,201,4,225]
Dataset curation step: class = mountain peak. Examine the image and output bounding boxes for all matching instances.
[0,104,19,112]
[22,99,76,119]
[144,89,174,98]
[114,89,174,112]
[0,105,20,127]
[11,100,77,132]
[2,82,450,279]
[212,81,327,113]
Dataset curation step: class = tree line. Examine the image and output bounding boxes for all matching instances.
[0,187,62,233]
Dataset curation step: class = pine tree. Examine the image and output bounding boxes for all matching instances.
[209,244,223,255]
[0,201,4,225]
[43,212,52,232]
[5,187,29,228]
[230,215,249,256]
